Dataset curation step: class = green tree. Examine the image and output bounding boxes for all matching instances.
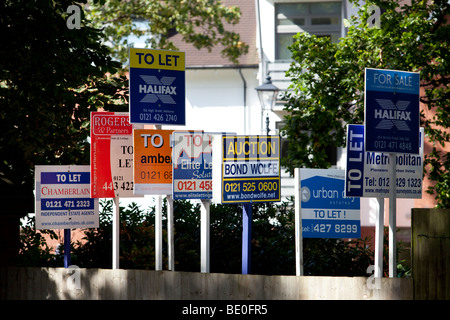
[0,0,128,265]
[282,0,449,207]
[85,0,249,65]
[0,0,127,191]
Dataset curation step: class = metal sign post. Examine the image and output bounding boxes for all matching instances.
[212,135,280,274]
[375,197,384,278]
[388,154,397,277]
[294,168,304,276]
[112,197,120,269]
[364,68,420,278]
[200,199,211,273]
[64,229,71,268]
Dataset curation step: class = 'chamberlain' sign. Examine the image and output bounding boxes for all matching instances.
[364,68,420,154]
[129,48,185,125]
[35,165,99,230]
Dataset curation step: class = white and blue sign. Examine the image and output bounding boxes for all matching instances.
[129,48,185,125]
[172,132,212,199]
[35,165,99,230]
[364,68,420,154]
[345,124,423,198]
[300,169,360,238]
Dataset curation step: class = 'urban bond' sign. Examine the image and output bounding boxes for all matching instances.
[299,169,360,239]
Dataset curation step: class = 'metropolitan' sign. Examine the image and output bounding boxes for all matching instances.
[345,124,423,198]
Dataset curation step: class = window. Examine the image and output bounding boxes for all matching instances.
[276,2,342,60]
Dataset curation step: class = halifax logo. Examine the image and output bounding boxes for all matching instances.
[139,75,177,104]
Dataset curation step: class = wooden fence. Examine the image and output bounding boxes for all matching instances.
[412,208,450,299]
[1,266,412,300]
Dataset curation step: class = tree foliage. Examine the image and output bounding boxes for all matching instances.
[282,0,449,207]
[85,0,249,65]
[0,0,128,193]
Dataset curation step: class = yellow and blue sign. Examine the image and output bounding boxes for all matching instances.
[129,48,185,125]
[221,135,280,203]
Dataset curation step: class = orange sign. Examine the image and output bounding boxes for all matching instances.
[133,129,173,195]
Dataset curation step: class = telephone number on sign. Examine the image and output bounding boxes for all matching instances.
[140,170,172,180]
[373,140,412,151]
[312,223,358,234]
[42,198,94,210]
[223,180,278,193]
[103,181,134,191]
[175,180,212,192]
[139,113,178,123]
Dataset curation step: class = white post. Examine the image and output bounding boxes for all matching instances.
[375,197,384,278]
[167,195,174,271]
[389,154,397,278]
[112,197,120,269]
[294,168,304,276]
[200,199,211,273]
[155,195,163,271]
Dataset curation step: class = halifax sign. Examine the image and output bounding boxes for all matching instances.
[364,68,420,154]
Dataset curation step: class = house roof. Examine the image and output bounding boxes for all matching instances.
[170,0,259,68]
